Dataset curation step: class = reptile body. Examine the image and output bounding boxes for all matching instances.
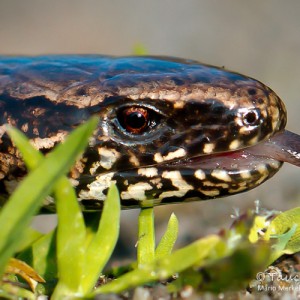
[0,55,299,210]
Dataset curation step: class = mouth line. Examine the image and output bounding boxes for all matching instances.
[160,129,300,171]
[163,146,281,171]
[90,130,299,179]
[79,131,300,206]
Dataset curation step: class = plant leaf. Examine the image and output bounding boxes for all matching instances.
[53,177,86,294]
[0,117,98,275]
[137,208,155,267]
[81,184,120,293]
[6,258,45,291]
[17,230,57,283]
[265,207,300,260]
[93,235,220,295]
[155,213,178,259]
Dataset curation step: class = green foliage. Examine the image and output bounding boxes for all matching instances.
[52,183,120,299]
[137,208,156,267]
[266,207,300,260]
[5,118,120,299]
[155,213,179,259]
[0,118,98,298]
[132,43,148,55]
[0,118,97,275]
[18,230,57,283]
[0,119,300,299]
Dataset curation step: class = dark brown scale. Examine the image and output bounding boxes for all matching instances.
[0,55,299,211]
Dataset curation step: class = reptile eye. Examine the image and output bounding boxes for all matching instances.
[117,106,159,134]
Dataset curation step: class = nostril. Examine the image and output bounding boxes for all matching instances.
[242,110,260,126]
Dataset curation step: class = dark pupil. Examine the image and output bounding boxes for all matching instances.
[126,112,146,129]
[244,112,257,124]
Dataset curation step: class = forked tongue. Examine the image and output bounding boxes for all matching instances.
[247,130,300,166]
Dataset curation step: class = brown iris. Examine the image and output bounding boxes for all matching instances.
[119,107,149,134]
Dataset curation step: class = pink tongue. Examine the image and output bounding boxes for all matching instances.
[247,130,300,166]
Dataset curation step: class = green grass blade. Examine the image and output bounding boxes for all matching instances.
[93,235,220,295]
[0,283,36,300]
[154,235,220,276]
[137,208,155,268]
[7,126,44,168]
[9,116,93,293]
[155,213,178,259]
[93,268,154,295]
[0,117,98,275]
[53,177,86,296]
[17,230,57,282]
[81,184,120,293]
[9,116,117,297]
[15,227,44,253]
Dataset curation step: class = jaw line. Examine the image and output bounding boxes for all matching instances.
[161,129,300,171]
[161,146,282,172]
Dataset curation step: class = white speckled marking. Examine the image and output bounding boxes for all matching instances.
[203,181,229,189]
[138,167,158,177]
[98,147,121,170]
[203,143,215,154]
[154,149,186,163]
[217,182,229,189]
[229,139,241,150]
[239,126,252,135]
[78,172,115,200]
[159,171,193,199]
[256,164,267,174]
[150,178,163,189]
[129,91,181,102]
[89,161,102,175]
[240,170,251,179]
[154,153,163,163]
[31,132,68,149]
[195,169,206,180]
[228,186,248,194]
[211,169,232,182]
[199,188,220,197]
[129,153,140,167]
[162,148,186,161]
[121,182,153,201]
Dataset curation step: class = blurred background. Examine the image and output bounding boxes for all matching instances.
[1,0,300,256]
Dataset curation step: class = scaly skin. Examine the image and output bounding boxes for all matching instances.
[0,55,288,210]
